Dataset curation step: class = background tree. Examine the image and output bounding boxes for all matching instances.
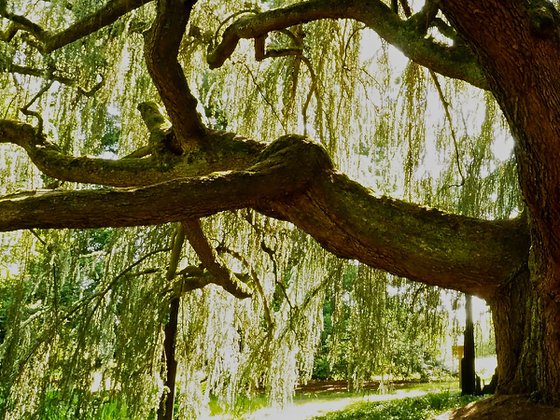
[0,0,558,417]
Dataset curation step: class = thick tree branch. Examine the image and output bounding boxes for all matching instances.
[259,173,529,299]
[144,0,206,151]
[0,132,528,299]
[207,0,487,89]
[0,120,263,187]
[0,134,328,226]
[0,0,153,53]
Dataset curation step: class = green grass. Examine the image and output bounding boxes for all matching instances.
[311,391,482,420]
[209,393,270,416]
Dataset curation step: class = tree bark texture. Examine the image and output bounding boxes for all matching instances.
[441,0,560,405]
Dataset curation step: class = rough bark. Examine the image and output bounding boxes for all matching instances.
[144,0,206,151]
[0,130,529,298]
[440,0,560,405]
[0,120,263,187]
[489,269,541,396]
[207,0,487,89]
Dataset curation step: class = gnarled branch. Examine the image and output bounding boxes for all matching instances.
[0,119,263,187]
[0,131,528,299]
[183,219,252,298]
[143,0,206,151]
[207,0,487,89]
[0,0,153,53]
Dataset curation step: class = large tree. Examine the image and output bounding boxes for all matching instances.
[1,0,560,416]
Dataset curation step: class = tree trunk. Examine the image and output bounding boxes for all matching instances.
[157,297,180,420]
[440,0,560,406]
[461,294,476,395]
[489,266,554,401]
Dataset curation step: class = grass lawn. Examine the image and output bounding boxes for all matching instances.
[224,381,482,419]
[310,391,481,420]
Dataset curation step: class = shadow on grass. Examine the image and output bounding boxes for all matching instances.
[310,391,482,420]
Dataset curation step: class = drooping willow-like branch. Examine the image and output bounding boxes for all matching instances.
[216,244,274,327]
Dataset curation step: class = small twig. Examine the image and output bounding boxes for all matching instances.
[76,75,104,97]
[299,56,318,136]
[20,80,53,134]
[28,229,49,249]
[430,71,465,188]
[236,61,285,131]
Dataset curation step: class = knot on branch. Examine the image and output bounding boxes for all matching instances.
[251,134,334,184]
[138,101,170,132]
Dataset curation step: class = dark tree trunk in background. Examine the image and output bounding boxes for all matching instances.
[461,294,476,395]
[157,297,180,420]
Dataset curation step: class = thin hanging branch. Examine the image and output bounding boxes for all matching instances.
[430,71,466,188]
[216,244,274,329]
[397,3,466,188]
[251,27,319,134]
[236,61,286,130]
